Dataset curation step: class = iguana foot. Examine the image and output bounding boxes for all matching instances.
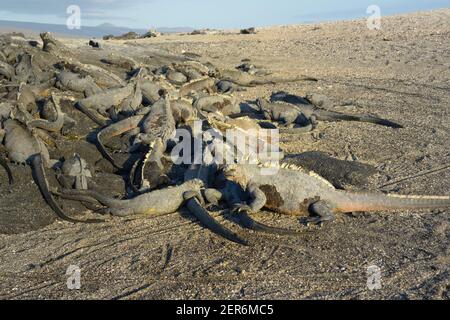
[203,188,223,205]
[183,190,205,205]
[232,203,254,213]
[306,200,336,225]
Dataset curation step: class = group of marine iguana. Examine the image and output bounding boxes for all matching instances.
[0,32,448,245]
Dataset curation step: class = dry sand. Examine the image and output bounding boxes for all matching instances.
[0,9,449,299]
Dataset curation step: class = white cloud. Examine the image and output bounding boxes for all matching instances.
[0,0,151,20]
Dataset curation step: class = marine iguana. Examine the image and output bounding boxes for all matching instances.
[172,63,204,81]
[2,119,102,223]
[179,77,216,97]
[256,98,312,129]
[165,68,188,85]
[182,132,250,245]
[141,79,164,104]
[0,60,15,80]
[27,94,65,133]
[215,80,244,94]
[282,152,378,190]
[39,94,77,134]
[181,121,295,245]
[96,115,145,170]
[217,69,318,87]
[170,98,197,124]
[191,92,240,116]
[14,52,52,85]
[266,91,403,129]
[132,90,176,191]
[96,96,194,171]
[76,81,142,126]
[213,163,450,225]
[100,53,139,71]
[59,154,93,190]
[57,179,204,217]
[56,70,103,97]
[173,61,211,77]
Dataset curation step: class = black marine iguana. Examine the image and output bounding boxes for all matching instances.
[56,179,204,217]
[211,163,449,225]
[260,91,403,129]
[2,119,102,223]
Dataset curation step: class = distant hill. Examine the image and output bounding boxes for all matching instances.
[0,20,195,38]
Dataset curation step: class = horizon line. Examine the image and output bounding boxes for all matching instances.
[0,7,447,32]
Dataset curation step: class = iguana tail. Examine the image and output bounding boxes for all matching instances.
[250,75,318,86]
[0,155,13,185]
[185,197,248,246]
[336,191,450,213]
[316,110,403,128]
[75,102,109,126]
[59,188,124,208]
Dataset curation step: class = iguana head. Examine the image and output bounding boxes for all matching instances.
[222,164,251,188]
[186,178,205,191]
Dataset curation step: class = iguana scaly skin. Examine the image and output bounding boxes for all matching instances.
[58,179,204,217]
[17,83,38,112]
[97,115,145,169]
[170,98,197,124]
[100,53,139,71]
[282,152,378,190]
[0,60,15,80]
[76,82,139,121]
[60,154,93,190]
[56,70,103,97]
[14,52,52,85]
[220,163,450,224]
[172,64,204,81]
[179,77,216,97]
[192,93,240,116]
[173,61,211,77]
[141,79,163,104]
[27,94,65,133]
[3,119,50,165]
[165,68,188,85]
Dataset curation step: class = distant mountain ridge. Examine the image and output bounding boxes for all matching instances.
[0,20,194,38]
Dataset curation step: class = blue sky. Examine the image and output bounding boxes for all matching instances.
[0,0,448,29]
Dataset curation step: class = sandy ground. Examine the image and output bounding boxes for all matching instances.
[0,9,449,300]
